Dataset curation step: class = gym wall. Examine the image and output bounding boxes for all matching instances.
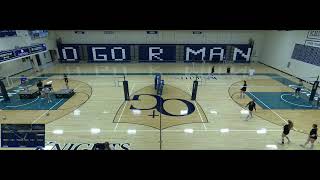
[0,31,57,77]
[55,30,265,62]
[260,30,320,81]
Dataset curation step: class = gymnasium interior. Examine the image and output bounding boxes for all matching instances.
[0,30,319,150]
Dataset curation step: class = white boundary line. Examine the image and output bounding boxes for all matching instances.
[194,101,207,130]
[31,99,64,124]
[129,83,135,96]
[113,101,128,132]
[247,92,297,131]
[112,83,134,131]
[280,94,313,108]
[5,97,40,108]
[73,84,82,91]
[187,86,207,130]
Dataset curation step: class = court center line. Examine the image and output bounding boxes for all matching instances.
[32,99,64,124]
[194,101,207,130]
[187,86,207,130]
[247,92,297,131]
[111,83,134,131]
[113,101,128,132]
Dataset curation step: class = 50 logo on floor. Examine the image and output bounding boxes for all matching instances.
[36,141,130,150]
[130,94,195,116]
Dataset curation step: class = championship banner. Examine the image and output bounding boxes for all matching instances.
[87,45,131,62]
[0,50,15,62]
[0,30,17,37]
[30,44,47,54]
[305,40,320,48]
[14,47,31,57]
[139,45,176,62]
[0,44,47,64]
[307,30,320,40]
[304,30,320,48]
[58,44,81,63]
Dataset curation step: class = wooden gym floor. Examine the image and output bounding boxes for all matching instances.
[0,62,319,150]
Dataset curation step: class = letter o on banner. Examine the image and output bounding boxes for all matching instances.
[62,47,78,61]
[111,47,126,61]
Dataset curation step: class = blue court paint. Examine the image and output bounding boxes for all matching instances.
[0,94,68,110]
[246,92,316,110]
[0,76,68,110]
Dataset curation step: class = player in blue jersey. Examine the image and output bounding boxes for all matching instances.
[20,75,28,91]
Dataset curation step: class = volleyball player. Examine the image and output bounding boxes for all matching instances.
[43,86,52,103]
[294,79,303,98]
[63,74,69,89]
[20,75,28,91]
[301,124,318,149]
[245,100,256,120]
[36,80,43,92]
[240,80,247,99]
[281,120,294,144]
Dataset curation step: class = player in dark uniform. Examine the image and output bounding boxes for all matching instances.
[92,142,114,150]
[245,100,256,120]
[240,80,247,99]
[63,74,69,89]
[281,120,294,144]
[20,75,28,91]
[294,79,303,98]
[301,124,318,149]
[36,80,43,93]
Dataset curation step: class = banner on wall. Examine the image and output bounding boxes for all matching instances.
[14,47,31,57]
[30,44,47,54]
[139,45,176,62]
[305,40,320,48]
[0,51,15,62]
[0,30,17,38]
[0,44,47,63]
[184,44,252,63]
[304,30,320,48]
[58,44,81,63]
[57,44,252,63]
[87,45,131,62]
[232,44,252,62]
[307,30,320,40]
[184,45,226,62]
